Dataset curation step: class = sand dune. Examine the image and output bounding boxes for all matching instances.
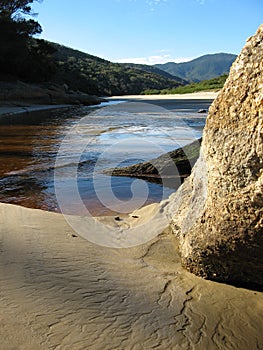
[0,202,262,349]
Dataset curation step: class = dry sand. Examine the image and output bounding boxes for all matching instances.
[0,202,262,349]
[107,91,219,101]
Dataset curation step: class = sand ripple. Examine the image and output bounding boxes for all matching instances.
[0,203,262,349]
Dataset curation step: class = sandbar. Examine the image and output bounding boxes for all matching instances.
[108,91,219,101]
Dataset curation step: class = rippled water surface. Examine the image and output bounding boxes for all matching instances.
[0,98,213,215]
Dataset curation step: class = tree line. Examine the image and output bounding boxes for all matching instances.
[0,0,183,95]
[0,0,61,82]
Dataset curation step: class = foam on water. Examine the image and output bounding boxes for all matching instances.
[0,98,210,215]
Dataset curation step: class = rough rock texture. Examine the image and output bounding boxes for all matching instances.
[171,25,263,289]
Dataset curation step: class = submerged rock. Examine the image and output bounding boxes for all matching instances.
[104,138,202,189]
[171,25,263,289]
[198,109,207,113]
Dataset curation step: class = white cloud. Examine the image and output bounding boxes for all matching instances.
[117,0,168,10]
[115,55,194,65]
[147,0,167,5]
[146,0,167,11]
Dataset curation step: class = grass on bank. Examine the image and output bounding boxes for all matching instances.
[142,74,228,95]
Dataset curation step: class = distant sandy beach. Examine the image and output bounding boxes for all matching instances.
[0,91,219,121]
[107,92,219,114]
[108,91,219,101]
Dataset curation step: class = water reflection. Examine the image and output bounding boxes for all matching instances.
[0,100,211,215]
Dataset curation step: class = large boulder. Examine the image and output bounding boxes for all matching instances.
[171,25,263,289]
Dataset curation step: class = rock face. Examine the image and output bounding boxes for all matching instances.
[171,25,263,289]
[104,138,202,189]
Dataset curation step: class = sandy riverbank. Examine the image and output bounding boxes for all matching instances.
[0,91,218,122]
[0,104,71,116]
[0,104,76,124]
[107,92,218,115]
[108,91,219,101]
[0,201,262,349]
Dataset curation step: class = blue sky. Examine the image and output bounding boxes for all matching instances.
[33,0,262,64]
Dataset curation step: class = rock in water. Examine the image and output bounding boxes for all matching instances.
[171,25,263,289]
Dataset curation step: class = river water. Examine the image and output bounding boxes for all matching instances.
[0,98,213,215]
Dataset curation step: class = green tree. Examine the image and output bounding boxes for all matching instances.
[0,0,37,19]
[0,0,56,81]
[0,0,42,38]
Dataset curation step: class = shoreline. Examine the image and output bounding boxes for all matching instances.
[0,103,104,125]
[0,103,72,116]
[0,91,219,123]
[0,104,76,124]
[107,91,219,101]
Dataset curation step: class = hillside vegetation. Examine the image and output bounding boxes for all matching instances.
[0,1,236,98]
[50,43,185,96]
[0,0,185,97]
[155,53,237,82]
[121,63,187,83]
[142,74,228,95]
[0,1,56,83]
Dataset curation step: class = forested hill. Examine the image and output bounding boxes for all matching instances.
[0,2,236,97]
[155,53,237,82]
[48,43,185,96]
[0,0,185,99]
[121,63,187,83]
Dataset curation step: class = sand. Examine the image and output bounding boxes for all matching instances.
[0,92,218,122]
[0,202,262,349]
[107,91,219,101]
[0,104,71,117]
[1,92,262,349]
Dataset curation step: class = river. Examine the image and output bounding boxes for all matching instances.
[0,97,213,216]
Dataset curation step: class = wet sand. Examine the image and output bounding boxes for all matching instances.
[107,92,218,113]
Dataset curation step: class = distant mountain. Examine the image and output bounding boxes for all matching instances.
[155,53,237,82]
[51,43,185,96]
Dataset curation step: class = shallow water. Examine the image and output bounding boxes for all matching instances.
[0,99,212,215]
